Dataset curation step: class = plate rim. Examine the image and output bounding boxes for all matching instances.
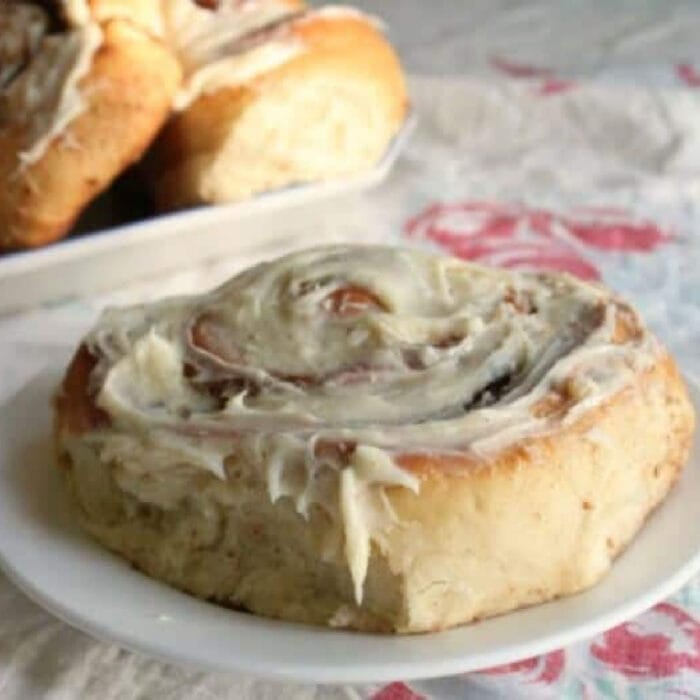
[2,534,700,684]
[0,368,697,684]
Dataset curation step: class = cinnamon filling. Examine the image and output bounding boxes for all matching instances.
[189,313,241,365]
[55,344,109,434]
[464,372,514,410]
[323,286,386,317]
[503,287,538,314]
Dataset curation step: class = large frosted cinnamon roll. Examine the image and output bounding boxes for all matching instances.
[0,0,180,249]
[151,1,408,208]
[54,246,695,633]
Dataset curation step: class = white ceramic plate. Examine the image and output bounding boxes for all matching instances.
[0,365,698,685]
[0,116,415,315]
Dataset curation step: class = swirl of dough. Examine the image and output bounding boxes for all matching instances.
[94,246,652,441]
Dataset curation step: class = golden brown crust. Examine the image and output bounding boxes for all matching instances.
[153,12,408,208]
[0,18,181,249]
[382,354,694,631]
[398,356,690,477]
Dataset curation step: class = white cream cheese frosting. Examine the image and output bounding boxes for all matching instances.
[74,245,657,602]
[13,25,103,166]
[0,2,103,166]
[0,3,48,88]
[1,1,382,164]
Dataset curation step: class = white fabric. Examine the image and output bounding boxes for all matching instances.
[2,1,700,697]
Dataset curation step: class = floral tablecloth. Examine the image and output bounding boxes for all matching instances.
[1,1,700,698]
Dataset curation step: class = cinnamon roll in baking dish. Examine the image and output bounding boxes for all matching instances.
[0,1,407,248]
[54,246,695,633]
[152,2,408,208]
[0,0,181,249]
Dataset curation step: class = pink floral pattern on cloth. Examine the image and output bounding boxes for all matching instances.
[481,650,566,684]
[371,682,427,700]
[591,603,700,678]
[404,201,672,281]
[371,201,700,699]
[367,600,700,699]
[490,56,577,95]
[677,63,700,88]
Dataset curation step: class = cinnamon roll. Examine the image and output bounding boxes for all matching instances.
[0,0,180,249]
[0,1,407,247]
[54,246,695,633]
[151,2,408,208]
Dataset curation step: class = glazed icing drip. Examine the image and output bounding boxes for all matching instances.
[341,446,419,603]
[85,248,656,603]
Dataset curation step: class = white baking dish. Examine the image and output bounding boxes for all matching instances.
[0,115,414,315]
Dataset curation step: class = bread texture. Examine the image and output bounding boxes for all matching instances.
[0,2,180,249]
[152,10,408,208]
[53,246,695,633]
